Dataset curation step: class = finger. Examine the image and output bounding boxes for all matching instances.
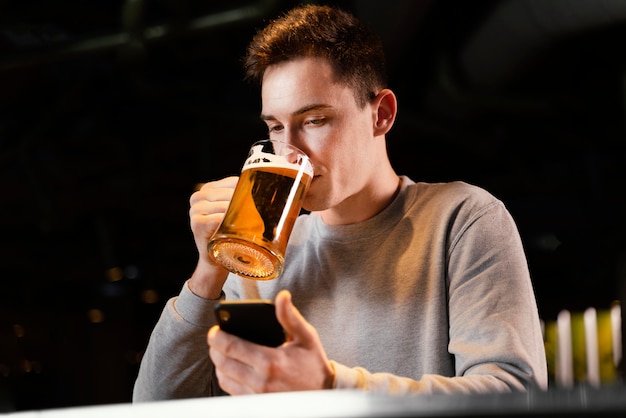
[190,187,235,206]
[208,326,270,395]
[199,176,239,192]
[210,347,257,396]
[205,176,239,189]
[207,325,220,345]
[214,368,253,396]
[274,290,317,346]
[189,205,228,237]
[189,200,231,217]
[190,189,233,207]
[209,323,276,365]
[190,176,239,206]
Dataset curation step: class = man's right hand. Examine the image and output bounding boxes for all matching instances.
[188,176,239,299]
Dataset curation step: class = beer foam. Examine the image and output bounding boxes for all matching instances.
[243,143,313,174]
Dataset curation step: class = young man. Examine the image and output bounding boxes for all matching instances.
[133,4,547,399]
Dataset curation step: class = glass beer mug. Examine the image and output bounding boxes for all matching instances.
[207,140,313,280]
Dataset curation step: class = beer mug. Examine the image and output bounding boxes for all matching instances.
[207,140,313,280]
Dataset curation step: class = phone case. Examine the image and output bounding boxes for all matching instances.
[214,300,286,347]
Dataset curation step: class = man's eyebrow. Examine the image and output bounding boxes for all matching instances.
[260,104,333,121]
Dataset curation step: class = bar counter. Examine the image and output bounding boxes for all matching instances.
[4,384,626,417]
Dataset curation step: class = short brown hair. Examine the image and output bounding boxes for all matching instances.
[243,4,388,108]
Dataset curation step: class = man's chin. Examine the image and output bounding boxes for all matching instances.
[302,198,324,213]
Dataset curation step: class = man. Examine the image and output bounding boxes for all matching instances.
[133,4,547,399]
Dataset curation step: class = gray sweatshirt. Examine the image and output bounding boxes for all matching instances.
[133,177,548,401]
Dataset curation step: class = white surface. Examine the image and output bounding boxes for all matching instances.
[584,307,600,387]
[2,390,370,418]
[556,309,573,388]
[4,387,626,417]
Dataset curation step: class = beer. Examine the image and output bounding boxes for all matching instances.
[208,140,313,280]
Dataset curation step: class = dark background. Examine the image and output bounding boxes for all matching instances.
[1,0,625,412]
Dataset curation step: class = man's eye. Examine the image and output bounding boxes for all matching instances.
[268,125,284,133]
[306,118,324,126]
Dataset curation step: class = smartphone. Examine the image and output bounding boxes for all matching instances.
[214,300,286,347]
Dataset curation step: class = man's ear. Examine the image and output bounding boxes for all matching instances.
[372,89,397,136]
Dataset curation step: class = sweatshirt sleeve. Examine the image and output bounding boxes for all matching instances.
[132,281,226,402]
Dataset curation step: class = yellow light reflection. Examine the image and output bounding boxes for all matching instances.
[106,267,124,282]
[87,309,105,323]
[13,324,25,338]
[140,289,159,304]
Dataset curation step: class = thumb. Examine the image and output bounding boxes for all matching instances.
[274,289,316,345]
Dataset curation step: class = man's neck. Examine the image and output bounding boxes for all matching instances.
[320,169,400,226]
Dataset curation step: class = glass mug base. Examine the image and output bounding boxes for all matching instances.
[208,238,282,280]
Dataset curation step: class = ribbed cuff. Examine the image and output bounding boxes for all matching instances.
[173,280,225,328]
[330,361,362,389]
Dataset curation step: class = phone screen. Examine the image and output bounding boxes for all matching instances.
[214,300,286,347]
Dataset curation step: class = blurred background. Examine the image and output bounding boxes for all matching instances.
[1,0,625,412]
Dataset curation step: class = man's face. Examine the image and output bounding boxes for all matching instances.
[260,57,379,215]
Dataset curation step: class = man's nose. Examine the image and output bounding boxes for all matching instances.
[283,130,307,153]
